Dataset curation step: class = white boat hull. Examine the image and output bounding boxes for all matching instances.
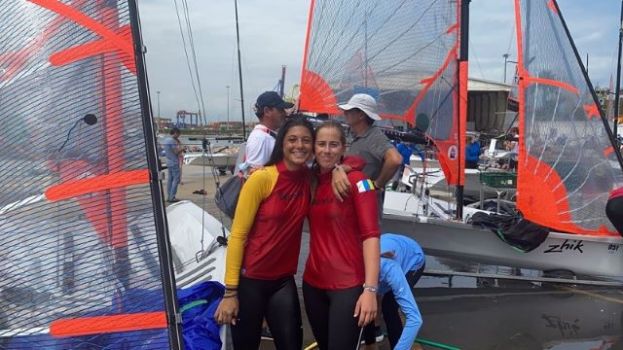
[383,192,623,278]
[166,201,228,349]
[403,163,511,201]
[184,152,237,169]
[166,200,227,287]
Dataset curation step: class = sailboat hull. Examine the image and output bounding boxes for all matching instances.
[166,201,228,349]
[183,152,237,173]
[383,192,623,278]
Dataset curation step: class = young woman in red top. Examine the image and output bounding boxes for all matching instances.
[304,120,380,350]
[214,117,315,349]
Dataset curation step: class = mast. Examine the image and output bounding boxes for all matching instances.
[456,0,470,219]
[128,0,184,348]
[234,0,247,139]
[614,0,623,140]
[280,65,286,98]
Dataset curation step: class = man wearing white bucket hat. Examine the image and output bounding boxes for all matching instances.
[338,94,402,197]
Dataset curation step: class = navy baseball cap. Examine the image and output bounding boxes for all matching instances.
[256,91,294,110]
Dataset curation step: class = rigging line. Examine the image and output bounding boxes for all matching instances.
[172,0,201,113]
[468,40,486,80]
[505,17,516,57]
[535,87,563,171]
[321,0,447,80]
[333,0,438,74]
[363,0,443,66]
[309,0,354,69]
[544,2,581,90]
[181,0,207,119]
[363,0,411,43]
[373,30,451,76]
[561,185,609,214]
[424,76,456,129]
[311,0,368,74]
[175,0,227,248]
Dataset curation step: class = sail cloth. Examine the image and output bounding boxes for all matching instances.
[0,1,177,348]
[299,0,466,185]
[514,0,623,236]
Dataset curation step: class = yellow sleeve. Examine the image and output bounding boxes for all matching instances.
[224,166,279,286]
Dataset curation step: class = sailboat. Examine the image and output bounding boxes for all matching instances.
[298,0,623,279]
[0,1,227,348]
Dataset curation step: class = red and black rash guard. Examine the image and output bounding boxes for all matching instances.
[225,161,311,286]
[304,170,380,290]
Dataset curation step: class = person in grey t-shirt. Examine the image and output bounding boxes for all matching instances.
[330,94,402,225]
[340,94,402,190]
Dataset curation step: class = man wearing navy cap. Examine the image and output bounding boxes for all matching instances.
[245,91,294,169]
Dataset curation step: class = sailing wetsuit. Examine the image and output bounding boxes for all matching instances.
[303,170,380,350]
[225,161,311,350]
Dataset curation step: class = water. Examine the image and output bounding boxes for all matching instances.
[293,232,623,350]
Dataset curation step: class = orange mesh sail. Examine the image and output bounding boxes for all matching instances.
[514,0,623,236]
[299,0,463,184]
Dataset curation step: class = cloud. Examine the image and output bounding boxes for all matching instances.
[138,0,621,122]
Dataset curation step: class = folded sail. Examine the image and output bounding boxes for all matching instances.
[0,1,179,347]
[299,0,465,185]
[514,0,623,235]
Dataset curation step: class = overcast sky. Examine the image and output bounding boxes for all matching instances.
[138,0,621,122]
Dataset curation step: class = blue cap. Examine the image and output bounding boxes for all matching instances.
[256,91,294,110]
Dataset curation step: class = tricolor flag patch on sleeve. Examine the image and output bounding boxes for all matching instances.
[356,179,376,193]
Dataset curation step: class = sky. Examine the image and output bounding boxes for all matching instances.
[138,0,622,122]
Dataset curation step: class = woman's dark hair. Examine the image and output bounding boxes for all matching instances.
[265,116,314,167]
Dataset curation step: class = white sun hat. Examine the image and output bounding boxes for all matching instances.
[338,93,381,121]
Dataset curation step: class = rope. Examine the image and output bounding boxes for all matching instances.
[415,337,461,350]
[171,0,229,256]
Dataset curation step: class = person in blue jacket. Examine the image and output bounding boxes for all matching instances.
[364,233,424,350]
[465,135,481,169]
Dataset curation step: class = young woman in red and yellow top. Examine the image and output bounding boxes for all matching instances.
[303,120,381,350]
[214,117,314,349]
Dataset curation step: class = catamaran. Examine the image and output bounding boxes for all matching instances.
[298,0,623,280]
